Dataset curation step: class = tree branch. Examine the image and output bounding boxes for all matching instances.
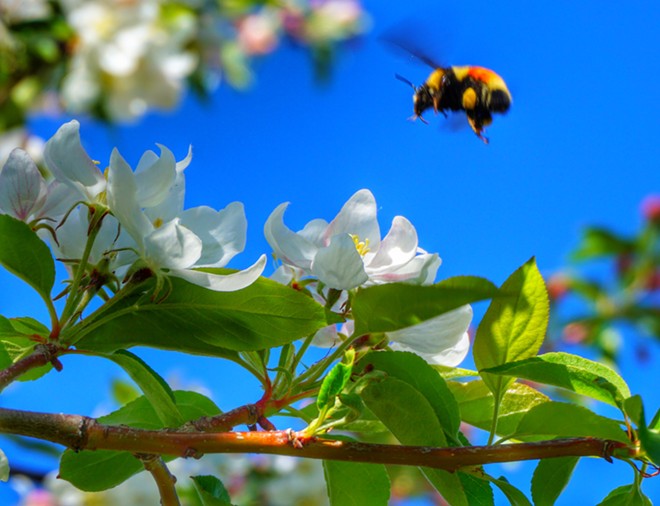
[0,407,638,471]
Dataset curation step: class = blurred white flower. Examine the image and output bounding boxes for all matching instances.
[265,189,440,290]
[0,0,51,23]
[237,12,280,55]
[107,146,266,291]
[60,0,197,120]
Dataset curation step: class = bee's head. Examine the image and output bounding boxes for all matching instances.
[412,84,434,118]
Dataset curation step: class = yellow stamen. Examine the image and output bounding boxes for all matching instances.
[350,234,370,256]
[153,217,163,228]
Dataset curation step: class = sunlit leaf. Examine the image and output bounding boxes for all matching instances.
[71,275,334,355]
[447,380,549,436]
[358,351,460,439]
[513,402,628,443]
[473,258,549,406]
[352,276,498,336]
[482,352,630,407]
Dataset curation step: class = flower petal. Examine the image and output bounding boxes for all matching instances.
[43,120,105,200]
[387,305,472,366]
[369,252,441,285]
[144,219,202,270]
[107,148,153,247]
[134,144,177,208]
[264,202,318,270]
[366,216,418,272]
[0,148,47,220]
[170,254,267,292]
[322,189,380,250]
[180,202,247,267]
[311,234,368,290]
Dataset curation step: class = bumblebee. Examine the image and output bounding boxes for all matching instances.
[398,66,512,143]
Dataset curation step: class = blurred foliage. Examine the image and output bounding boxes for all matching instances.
[0,0,368,130]
[547,195,660,362]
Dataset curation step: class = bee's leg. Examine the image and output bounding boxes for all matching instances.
[408,114,429,124]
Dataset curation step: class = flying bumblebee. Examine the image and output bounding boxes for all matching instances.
[397,65,511,144]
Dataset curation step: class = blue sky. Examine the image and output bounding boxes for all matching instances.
[1,0,660,503]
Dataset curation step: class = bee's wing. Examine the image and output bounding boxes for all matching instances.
[379,24,445,69]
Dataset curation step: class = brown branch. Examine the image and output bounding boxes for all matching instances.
[139,455,181,506]
[0,407,638,472]
[0,344,61,393]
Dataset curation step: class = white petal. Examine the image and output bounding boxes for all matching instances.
[134,144,177,208]
[107,149,152,247]
[322,189,380,250]
[298,218,329,246]
[366,216,418,272]
[43,120,105,200]
[264,202,318,270]
[180,202,247,267]
[311,325,341,348]
[311,234,368,290]
[369,252,441,285]
[170,254,267,292]
[0,148,47,220]
[39,181,78,221]
[387,305,473,366]
[144,219,202,270]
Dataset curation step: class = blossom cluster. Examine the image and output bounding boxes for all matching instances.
[0,120,470,367]
[0,0,367,129]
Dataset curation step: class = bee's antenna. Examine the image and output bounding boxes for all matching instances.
[394,73,416,90]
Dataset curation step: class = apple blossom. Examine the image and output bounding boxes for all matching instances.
[264,189,440,290]
[106,147,265,292]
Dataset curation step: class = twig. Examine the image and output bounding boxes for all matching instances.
[0,407,637,472]
[139,455,181,506]
[0,344,61,393]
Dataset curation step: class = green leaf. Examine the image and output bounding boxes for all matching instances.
[71,275,333,354]
[481,352,630,407]
[598,484,653,506]
[360,377,473,506]
[531,457,579,506]
[473,258,549,404]
[483,475,532,506]
[0,316,52,382]
[191,475,234,506]
[352,276,499,336]
[513,402,628,443]
[318,360,353,410]
[447,380,549,436]
[0,448,8,482]
[571,227,634,261]
[623,395,660,465]
[111,379,140,405]
[101,350,183,428]
[0,215,55,303]
[59,391,220,491]
[358,351,461,440]
[323,460,390,506]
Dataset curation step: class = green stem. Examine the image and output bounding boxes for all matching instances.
[487,395,502,446]
[295,333,358,389]
[58,214,103,329]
